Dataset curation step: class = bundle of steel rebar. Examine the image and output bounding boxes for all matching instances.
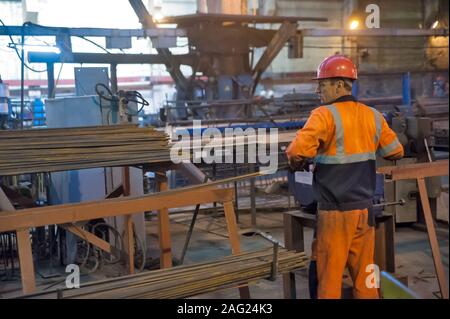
[415,97,449,119]
[22,248,308,299]
[0,124,170,176]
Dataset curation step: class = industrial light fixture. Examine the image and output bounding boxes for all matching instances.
[153,12,165,23]
[431,20,440,29]
[152,2,165,24]
[349,19,360,30]
[347,9,363,30]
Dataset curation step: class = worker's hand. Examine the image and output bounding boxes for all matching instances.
[288,155,307,172]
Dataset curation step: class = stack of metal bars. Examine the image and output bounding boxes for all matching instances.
[0,124,170,176]
[20,247,308,299]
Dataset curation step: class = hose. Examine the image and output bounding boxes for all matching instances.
[95,83,150,118]
[91,222,123,265]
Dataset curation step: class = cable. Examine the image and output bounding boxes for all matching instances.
[95,83,150,117]
[76,35,111,54]
[287,44,450,49]
[123,90,149,115]
[95,83,115,101]
[54,62,64,90]
[40,223,96,291]
[70,225,91,271]
[30,35,54,47]
[91,222,123,265]
[17,22,72,53]
[42,277,68,291]
[95,83,114,125]
[3,21,111,69]
[41,221,127,291]
[26,22,109,53]
[132,223,146,272]
[0,19,47,73]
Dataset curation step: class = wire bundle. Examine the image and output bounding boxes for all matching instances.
[21,247,308,299]
[0,124,170,176]
[95,83,150,117]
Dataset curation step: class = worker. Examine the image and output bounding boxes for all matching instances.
[433,75,448,98]
[286,55,404,299]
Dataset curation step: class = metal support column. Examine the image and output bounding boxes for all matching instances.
[402,72,411,108]
[20,31,25,129]
[234,161,239,223]
[352,79,359,98]
[47,63,55,99]
[110,63,118,94]
[250,163,256,227]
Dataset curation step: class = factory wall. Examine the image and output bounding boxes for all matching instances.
[425,0,449,70]
[354,0,448,72]
[353,0,448,98]
[256,0,345,74]
[249,0,448,98]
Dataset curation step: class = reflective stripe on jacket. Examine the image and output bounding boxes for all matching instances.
[286,95,404,211]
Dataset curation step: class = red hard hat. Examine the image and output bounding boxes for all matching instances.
[314,55,358,80]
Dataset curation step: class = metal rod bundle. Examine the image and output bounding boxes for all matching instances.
[0,124,170,176]
[21,248,308,299]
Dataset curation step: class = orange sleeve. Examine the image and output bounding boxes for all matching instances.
[286,107,330,161]
[377,116,404,160]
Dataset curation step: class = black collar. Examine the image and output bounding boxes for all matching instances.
[327,95,357,105]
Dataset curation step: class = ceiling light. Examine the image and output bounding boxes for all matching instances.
[349,19,360,30]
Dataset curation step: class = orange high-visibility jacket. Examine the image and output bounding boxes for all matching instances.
[286,95,404,213]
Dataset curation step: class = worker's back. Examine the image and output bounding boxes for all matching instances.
[286,95,404,213]
[315,100,381,162]
[288,55,401,299]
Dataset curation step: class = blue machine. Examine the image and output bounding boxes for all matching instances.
[31,98,46,127]
[217,75,234,100]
